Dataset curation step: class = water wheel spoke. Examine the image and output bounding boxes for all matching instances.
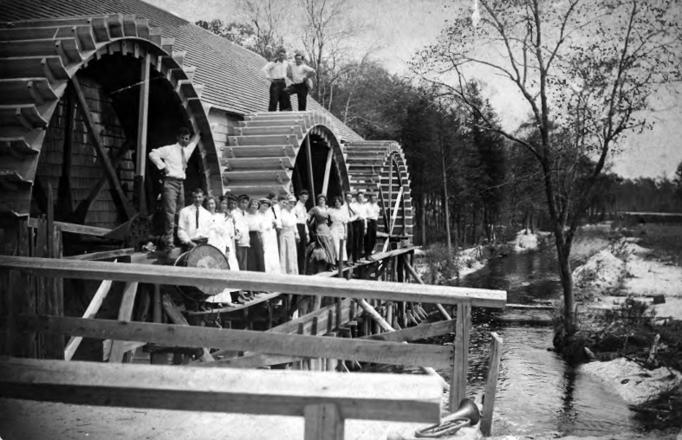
[71,75,137,221]
[304,135,316,201]
[320,147,333,197]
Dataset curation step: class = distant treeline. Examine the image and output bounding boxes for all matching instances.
[197,17,682,246]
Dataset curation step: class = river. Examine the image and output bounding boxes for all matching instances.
[449,242,647,437]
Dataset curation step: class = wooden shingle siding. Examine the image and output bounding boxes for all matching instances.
[0,0,363,142]
[35,77,131,228]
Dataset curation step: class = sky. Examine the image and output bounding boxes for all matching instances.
[145,0,682,180]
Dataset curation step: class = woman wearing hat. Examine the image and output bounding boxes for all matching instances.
[328,195,349,264]
[278,195,299,274]
[244,199,265,272]
[258,198,281,274]
[307,194,336,272]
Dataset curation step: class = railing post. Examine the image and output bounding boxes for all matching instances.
[480,332,503,437]
[450,303,471,410]
[304,403,344,440]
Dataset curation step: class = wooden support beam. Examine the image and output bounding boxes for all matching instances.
[388,186,404,236]
[70,75,136,220]
[304,403,344,440]
[305,135,316,201]
[480,332,503,437]
[451,303,471,410]
[404,260,452,321]
[134,53,150,214]
[0,256,507,308]
[358,299,392,332]
[107,282,138,362]
[64,248,136,261]
[161,293,214,362]
[358,299,449,389]
[12,315,453,369]
[64,279,113,361]
[56,89,75,218]
[0,356,442,423]
[367,319,456,343]
[320,147,333,196]
[28,218,111,237]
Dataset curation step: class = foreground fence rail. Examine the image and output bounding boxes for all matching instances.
[0,255,507,437]
[0,356,442,439]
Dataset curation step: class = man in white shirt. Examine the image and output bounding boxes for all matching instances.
[148,127,200,249]
[293,189,310,273]
[364,193,382,259]
[177,188,212,249]
[261,47,292,112]
[286,51,316,111]
[233,194,251,270]
[345,192,364,263]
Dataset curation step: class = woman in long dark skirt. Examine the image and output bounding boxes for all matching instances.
[244,198,265,272]
[306,194,337,273]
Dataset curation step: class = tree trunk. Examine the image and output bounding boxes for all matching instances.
[441,154,452,256]
[421,192,427,246]
[555,235,575,335]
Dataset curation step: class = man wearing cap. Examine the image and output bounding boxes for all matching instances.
[286,51,316,111]
[148,126,200,249]
[233,194,251,270]
[293,190,310,273]
[261,47,292,112]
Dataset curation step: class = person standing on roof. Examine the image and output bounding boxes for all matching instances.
[261,47,292,112]
[286,51,316,111]
[148,126,200,250]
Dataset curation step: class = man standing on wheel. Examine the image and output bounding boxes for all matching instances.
[148,127,200,250]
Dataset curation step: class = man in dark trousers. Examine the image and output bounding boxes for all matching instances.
[293,189,310,273]
[261,47,291,111]
[148,127,200,250]
[364,193,381,260]
[286,51,316,111]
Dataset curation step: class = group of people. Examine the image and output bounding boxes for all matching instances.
[149,122,383,304]
[166,187,383,275]
[261,47,316,112]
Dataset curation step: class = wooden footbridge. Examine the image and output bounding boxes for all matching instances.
[0,3,507,439]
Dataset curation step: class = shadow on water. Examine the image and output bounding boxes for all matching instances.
[443,245,646,436]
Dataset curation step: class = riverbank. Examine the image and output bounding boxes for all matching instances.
[566,222,682,430]
[416,229,552,284]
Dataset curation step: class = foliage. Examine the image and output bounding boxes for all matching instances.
[195,18,281,59]
[412,0,682,333]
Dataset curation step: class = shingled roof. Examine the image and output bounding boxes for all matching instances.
[0,0,363,141]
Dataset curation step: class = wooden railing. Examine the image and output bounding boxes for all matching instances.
[0,255,507,438]
[0,356,442,439]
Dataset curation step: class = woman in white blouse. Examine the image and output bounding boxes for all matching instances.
[258,198,281,274]
[278,195,299,274]
[328,195,349,263]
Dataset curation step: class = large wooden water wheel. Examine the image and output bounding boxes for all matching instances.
[0,14,220,236]
[224,111,350,200]
[224,114,413,247]
[345,141,413,247]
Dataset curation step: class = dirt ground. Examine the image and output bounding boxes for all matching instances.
[0,397,431,440]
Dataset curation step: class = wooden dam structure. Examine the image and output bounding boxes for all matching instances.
[0,1,507,439]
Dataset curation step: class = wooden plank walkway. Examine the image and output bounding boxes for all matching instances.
[0,256,507,308]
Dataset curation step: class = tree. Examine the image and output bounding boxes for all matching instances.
[675,162,682,201]
[196,19,270,55]
[298,0,368,110]
[413,0,681,336]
